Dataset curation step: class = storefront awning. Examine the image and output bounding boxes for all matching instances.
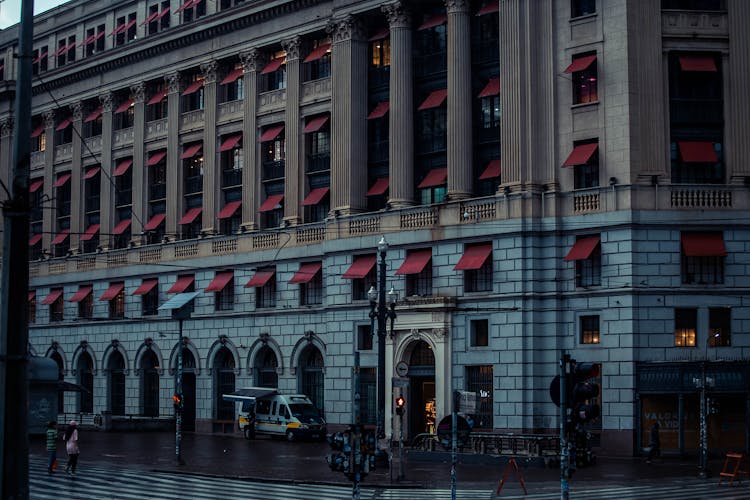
[217,200,242,219]
[144,213,166,231]
[564,55,597,73]
[454,244,493,270]
[179,207,202,225]
[99,283,124,301]
[418,89,448,111]
[41,289,64,305]
[168,275,195,294]
[562,143,598,167]
[132,279,158,296]
[342,256,376,279]
[205,271,234,292]
[681,232,726,257]
[417,168,448,189]
[564,236,601,261]
[69,285,93,303]
[302,187,329,206]
[396,249,432,275]
[366,177,389,196]
[289,262,322,284]
[245,270,275,288]
[677,141,717,163]
[259,194,284,212]
[79,224,100,241]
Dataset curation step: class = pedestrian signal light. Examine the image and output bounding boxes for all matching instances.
[395,395,405,416]
[173,394,182,411]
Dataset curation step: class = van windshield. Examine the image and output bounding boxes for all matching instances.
[289,404,320,419]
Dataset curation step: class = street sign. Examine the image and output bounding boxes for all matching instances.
[436,415,471,449]
[395,361,409,377]
[455,390,477,414]
[392,377,409,388]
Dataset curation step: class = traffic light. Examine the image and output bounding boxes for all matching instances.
[570,363,600,424]
[172,394,182,411]
[395,395,405,416]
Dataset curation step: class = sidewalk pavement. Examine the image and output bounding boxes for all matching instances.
[29,430,728,492]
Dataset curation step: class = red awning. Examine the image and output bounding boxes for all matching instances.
[156,6,171,20]
[84,107,103,123]
[417,168,448,188]
[54,173,72,187]
[681,232,726,257]
[147,150,167,166]
[367,101,390,119]
[418,89,448,110]
[418,13,447,31]
[564,55,597,74]
[179,207,202,224]
[112,218,132,235]
[41,289,64,305]
[92,31,105,43]
[260,57,285,74]
[29,234,43,246]
[79,224,100,241]
[99,283,124,301]
[181,143,203,159]
[678,141,718,163]
[478,77,500,98]
[29,178,44,193]
[477,2,500,15]
[144,213,166,231]
[69,285,93,303]
[479,160,501,180]
[679,55,717,72]
[122,19,137,32]
[147,89,168,105]
[221,67,244,85]
[78,34,95,47]
[562,143,598,167]
[175,0,197,14]
[28,290,36,302]
[289,262,322,284]
[109,23,126,36]
[56,116,73,131]
[206,271,234,292]
[84,166,101,179]
[245,270,275,288]
[342,256,376,279]
[304,115,329,133]
[259,124,284,142]
[259,194,284,212]
[51,229,69,245]
[141,11,160,26]
[113,158,133,176]
[168,275,194,294]
[218,134,242,152]
[302,187,329,206]
[132,279,158,296]
[454,244,493,270]
[303,43,331,63]
[114,99,134,114]
[182,80,204,96]
[369,27,389,41]
[31,124,45,138]
[367,178,389,196]
[51,43,69,57]
[32,51,48,64]
[564,236,601,261]
[217,200,242,219]
[396,249,433,275]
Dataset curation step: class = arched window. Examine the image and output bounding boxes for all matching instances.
[298,346,324,414]
[50,352,64,413]
[214,347,235,420]
[77,352,94,413]
[254,346,278,388]
[410,340,434,368]
[140,350,159,417]
[108,351,126,415]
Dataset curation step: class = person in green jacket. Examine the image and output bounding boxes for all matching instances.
[46,421,58,474]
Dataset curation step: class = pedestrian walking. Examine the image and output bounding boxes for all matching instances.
[46,421,58,474]
[63,420,80,476]
[646,422,660,463]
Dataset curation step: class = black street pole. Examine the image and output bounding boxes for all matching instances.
[560,352,570,500]
[376,244,387,442]
[1,1,34,498]
[176,318,184,465]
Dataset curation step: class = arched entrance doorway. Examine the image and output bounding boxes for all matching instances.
[180,348,197,432]
[50,352,64,413]
[214,347,235,421]
[407,340,435,439]
[254,346,278,388]
[107,351,126,415]
[140,350,159,417]
[298,346,324,413]
[77,352,94,413]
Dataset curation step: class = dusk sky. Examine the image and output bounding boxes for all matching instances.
[0,0,68,29]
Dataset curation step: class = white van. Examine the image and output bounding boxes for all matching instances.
[223,388,326,441]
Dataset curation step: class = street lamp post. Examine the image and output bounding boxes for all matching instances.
[368,237,398,446]
[695,332,719,478]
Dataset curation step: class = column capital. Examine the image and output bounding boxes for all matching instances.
[43,109,55,128]
[72,102,84,121]
[130,82,146,103]
[382,2,411,28]
[444,0,470,14]
[281,36,301,60]
[201,60,218,84]
[327,14,365,43]
[166,71,181,94]
[99,92,114,112]
[240,48,260,73]
[0,116,13,138]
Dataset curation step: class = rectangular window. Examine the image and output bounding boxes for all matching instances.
[301,272,323,306]
[674,308,697,347]
[466,365,493,430]
[580,315,600,344]
[77,290,93,319]
[708,307,730,347]
[303,39,331,81]
[262,51,287,92]
[32,46,48,75]
[572,140,599,189]
[50,290,64,322]
[571,0,596,17]
[462,244,493,293]
[359,367,377,425]
[406,261,432,297]
[353,265,377,301]
[470,319,489,347]
[662,0,725,10]
[142,286,159,316]
[357,325,373,351]
[256,270,277,309]
[371,37,390,68]
[570,53,598,104]
[109,286,125,320]
[216,279,235,311]
[480,95,501,129]
[182,75,205,112]
[576,241,601,287]
[681,232,725,285]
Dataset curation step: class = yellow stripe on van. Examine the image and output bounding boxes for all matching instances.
[286,422,300,429]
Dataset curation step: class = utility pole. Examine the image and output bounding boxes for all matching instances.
[560,353,570,500]
[1,1,34,498]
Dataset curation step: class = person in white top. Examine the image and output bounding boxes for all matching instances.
[63,420,80,476]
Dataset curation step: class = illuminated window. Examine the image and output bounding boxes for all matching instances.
[580,315,600,344]
[674,308,697,347]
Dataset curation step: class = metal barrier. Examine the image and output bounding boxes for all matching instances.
[410,432,560,458]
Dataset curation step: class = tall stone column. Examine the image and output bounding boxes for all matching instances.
[445,0,473,199]
[42,110,55,251]
[201,60,218,234]
[130,82,146,244]
[329,15,369,215]
[99,94,114,249]
[165,72,181,240]
[69,103,84,253]
[727,0,750,182]
[240,49,259,230]
[383,2,414,207]
[282,36,301,225]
